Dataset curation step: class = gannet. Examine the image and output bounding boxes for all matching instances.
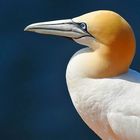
[24,10,140,140]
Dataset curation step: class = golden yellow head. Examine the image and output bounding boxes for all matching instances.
[73,10,136,77]
[73,10,135,46]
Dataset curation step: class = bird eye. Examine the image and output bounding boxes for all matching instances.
[79,22,87,30]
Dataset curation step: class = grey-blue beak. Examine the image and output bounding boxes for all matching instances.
[24,19,90,39]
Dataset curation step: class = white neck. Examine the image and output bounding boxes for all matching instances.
[66,48,92,90]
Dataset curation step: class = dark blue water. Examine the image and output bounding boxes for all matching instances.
[0,0,140,140]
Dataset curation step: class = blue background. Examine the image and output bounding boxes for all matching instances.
[0,0,140,140]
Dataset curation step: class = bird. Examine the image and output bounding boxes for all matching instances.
[24,10,140,140]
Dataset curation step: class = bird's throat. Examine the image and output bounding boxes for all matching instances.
[66,46,130,82]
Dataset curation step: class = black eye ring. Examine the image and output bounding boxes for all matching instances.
[79,22,87,31]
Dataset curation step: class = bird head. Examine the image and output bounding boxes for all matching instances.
[25,10,136,78]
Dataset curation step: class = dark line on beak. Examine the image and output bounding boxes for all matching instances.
[29,27,72,32]
[35,21,74,26]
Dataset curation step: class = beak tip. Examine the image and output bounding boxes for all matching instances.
[24,26,30,32]
[24,27,27,31]
[24,23,35,32]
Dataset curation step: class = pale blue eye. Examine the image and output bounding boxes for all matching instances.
[79,23,87,30]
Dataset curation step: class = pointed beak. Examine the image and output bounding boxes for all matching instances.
[24,19,90,39]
